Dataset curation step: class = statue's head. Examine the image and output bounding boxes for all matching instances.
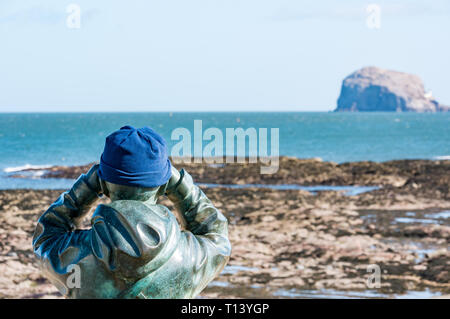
[97,125,172,202]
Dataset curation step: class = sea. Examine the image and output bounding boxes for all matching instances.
[0,112,449,189]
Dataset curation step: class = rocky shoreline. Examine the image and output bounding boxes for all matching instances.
[0,157,449,298]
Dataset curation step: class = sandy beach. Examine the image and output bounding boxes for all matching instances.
[0,157,449,298]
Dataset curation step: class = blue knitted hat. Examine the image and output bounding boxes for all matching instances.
[98,125,172,188]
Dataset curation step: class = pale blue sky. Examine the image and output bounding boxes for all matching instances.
[1,0,449,112]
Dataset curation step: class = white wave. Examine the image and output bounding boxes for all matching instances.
[3,164,52,173]
[434,155,450,160]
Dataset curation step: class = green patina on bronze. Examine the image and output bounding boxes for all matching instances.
[32,165,231,298]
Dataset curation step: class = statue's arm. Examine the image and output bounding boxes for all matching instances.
[166,168,231,295]
[33,164,104,234]
[32,164,107,296]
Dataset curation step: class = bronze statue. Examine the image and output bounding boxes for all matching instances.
[32,126,231,298]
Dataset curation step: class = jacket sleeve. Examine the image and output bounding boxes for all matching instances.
[166,169,231,296]
[32,164,107,296]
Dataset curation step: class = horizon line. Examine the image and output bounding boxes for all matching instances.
[0,110,335,114]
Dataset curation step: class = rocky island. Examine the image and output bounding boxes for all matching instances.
[335,67,449,112]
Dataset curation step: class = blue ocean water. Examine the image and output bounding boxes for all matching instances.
[0,112,449,189]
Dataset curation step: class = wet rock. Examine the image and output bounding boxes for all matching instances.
[2,158,450,298]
